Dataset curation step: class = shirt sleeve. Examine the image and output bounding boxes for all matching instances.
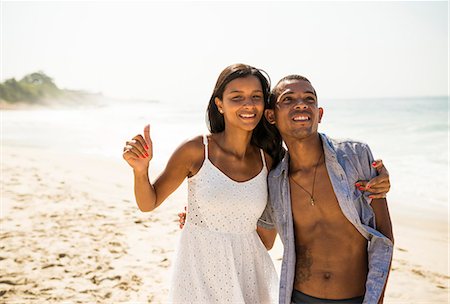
[257,198,276,230]
[358,143,378,205]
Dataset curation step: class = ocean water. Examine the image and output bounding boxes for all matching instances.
[2,96,448,212]
[321,97,448,212]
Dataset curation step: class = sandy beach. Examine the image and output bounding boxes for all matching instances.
[1,144,180,303]
[1,140,448,304]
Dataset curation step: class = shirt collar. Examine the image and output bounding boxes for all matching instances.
[270,133,337,178]
[320,133,338,162]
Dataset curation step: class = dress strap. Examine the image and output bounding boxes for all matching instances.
[203,135,209,158]
[259,149,267,169]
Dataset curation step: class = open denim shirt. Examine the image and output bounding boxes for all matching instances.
[258,133,393,304]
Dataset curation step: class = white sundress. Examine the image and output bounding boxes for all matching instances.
[168,135,278,304]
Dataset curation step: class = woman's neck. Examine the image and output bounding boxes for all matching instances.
[214,128,253,160]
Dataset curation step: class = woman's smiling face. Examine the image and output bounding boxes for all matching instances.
[215,75,265,132]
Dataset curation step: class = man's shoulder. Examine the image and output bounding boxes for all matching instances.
[321,133,372,156]
[322,133,376,180]
[268,147,288,179]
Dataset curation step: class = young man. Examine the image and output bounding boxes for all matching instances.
[258,75,394,304]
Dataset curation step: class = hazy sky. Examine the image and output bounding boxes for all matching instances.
[2,1,448,103]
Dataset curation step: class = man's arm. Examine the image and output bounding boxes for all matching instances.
[356,143,394,303]
[257,198,277,250]
[371,199,394,242]
[371,198,394,304]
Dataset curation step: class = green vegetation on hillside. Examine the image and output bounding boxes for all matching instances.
[0,72,75,103]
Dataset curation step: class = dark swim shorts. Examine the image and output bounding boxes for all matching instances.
[291,289,364,304]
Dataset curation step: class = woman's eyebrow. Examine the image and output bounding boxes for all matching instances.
[227,89,263,94]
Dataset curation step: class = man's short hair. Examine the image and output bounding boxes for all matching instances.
[269,75,317,108]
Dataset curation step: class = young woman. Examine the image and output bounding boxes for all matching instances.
[123,64,280,303]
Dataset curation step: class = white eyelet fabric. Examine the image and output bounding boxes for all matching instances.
[168,135,278,304]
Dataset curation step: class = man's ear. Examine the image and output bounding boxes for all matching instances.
[318,107,324,123]
[265,109,276,124]
[215,97,224,114]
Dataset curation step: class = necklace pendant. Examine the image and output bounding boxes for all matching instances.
[310,197,315,206]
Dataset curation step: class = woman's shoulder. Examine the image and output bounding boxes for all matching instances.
[262,150,274,171]
[181,134,205,148]
[174,134,206,160]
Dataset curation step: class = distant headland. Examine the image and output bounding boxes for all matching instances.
[0,72,104,109]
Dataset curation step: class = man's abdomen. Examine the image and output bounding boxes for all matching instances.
[293,220,368,299]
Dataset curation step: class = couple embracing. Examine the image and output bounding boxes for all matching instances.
[123,64,394,304]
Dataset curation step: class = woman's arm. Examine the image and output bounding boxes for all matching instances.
[123,125,201,212]
[257,226,277,250]
[355,159,390,198]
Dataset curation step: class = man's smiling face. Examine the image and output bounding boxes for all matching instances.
[266,79,323,141]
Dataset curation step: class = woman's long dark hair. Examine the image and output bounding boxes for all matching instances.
[206,63,283,166]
